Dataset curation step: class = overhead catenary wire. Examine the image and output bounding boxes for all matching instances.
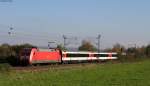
[0,26,56,41]
[0,24,57,40]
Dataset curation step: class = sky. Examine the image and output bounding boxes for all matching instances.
[0,0,150,49]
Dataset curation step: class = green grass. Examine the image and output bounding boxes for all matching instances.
[1,59,150,86]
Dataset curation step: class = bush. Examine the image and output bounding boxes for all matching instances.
[0,43,36,66]
[0,63,11,73]
[118,54,149,63]
[7,56,19,66]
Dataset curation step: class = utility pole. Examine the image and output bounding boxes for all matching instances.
[62,35,78,50]
[134,44,136,49]
[8,27,13,36]
[128,43,136,49]
[48,41,55,49]
[97,34,101,53]
[63,35,67,49]
[7,27,14,45]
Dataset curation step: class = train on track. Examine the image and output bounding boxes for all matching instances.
[19,48,118,65]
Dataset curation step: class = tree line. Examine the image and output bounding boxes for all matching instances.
[49,40,150,60]
[0,43,35,65]
[0,41,149,66]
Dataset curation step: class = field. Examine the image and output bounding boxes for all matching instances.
[0,59,150,86]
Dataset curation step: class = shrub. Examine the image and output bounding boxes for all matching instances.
[0,63,11,73]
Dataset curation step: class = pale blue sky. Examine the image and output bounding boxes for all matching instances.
[0,0,150,48]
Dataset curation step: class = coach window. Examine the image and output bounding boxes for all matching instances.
[67,54,89,57]
[112,54,117,57]
[100,54,108,57]
[94,54,109,57]
[94,54,101,57]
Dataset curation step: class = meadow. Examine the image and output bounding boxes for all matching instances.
[0,59,150,86]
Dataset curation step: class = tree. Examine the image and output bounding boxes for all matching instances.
[78,40,97,51]
[0,43,36,65]
[0,43,14,59]
[112,43,125,53]
[145,44,150,57]
[12,43,36,55]
[56,44,67,51]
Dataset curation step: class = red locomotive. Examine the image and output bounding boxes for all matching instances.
[19,48,117,65]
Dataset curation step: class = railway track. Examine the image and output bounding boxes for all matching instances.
[11,62,105,72]
[11,60,119,72]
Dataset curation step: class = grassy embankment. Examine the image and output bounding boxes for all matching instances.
[0,58,150,86]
